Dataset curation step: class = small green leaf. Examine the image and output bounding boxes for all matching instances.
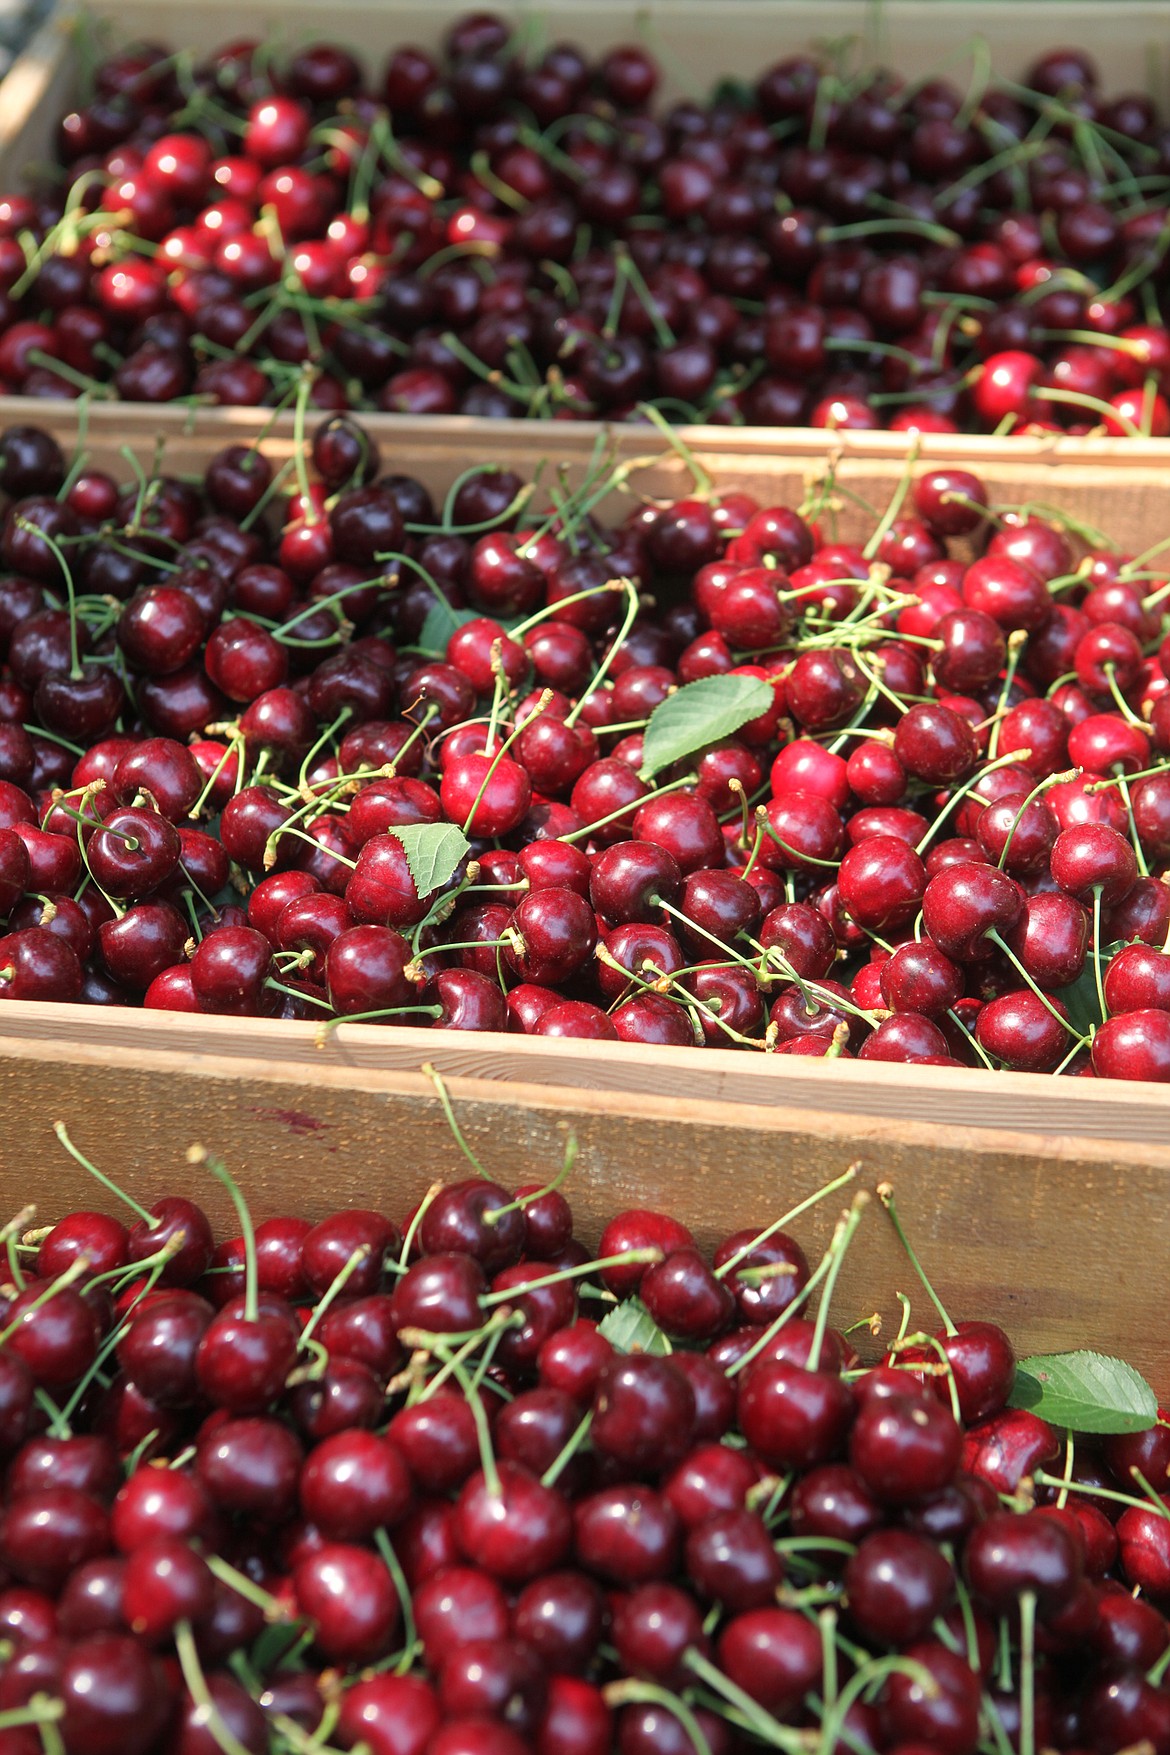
[418,601,479,656]
[597,1297,672,1356]
[1007,1349,1157,1434]
[639,674,775,781]
[1058,941,1124,1039]
[388,822,471,900]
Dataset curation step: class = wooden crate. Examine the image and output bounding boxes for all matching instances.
[0,406,1166,1388]
[6,398,1170,551]
[0,3,1168,489]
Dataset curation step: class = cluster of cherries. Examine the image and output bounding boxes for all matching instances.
[1,18,1170,430]
[0,411,1169,1080]
[2,1144,1170,1755]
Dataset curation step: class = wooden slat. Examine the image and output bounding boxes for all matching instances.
[0,1027,1166,1389]
[2,1003,1170,1143]
[2,399,1170,548]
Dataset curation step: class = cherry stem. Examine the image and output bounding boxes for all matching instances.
[862,437,920,564]
[725,1232,850,1380]
[202,1553,286,1620]
[560,771,697,845]
[365,1530,417,1677]
[192,1148,258,1324]
[1019,1590,1037,1755]
[443,1350,501,1496]
[485,1132,578,1228]
[460,692,550,835]
[421,1061,488,1178]
[53,1122,154,1226]
[398,1182,442,1268]
[914,750,1030,856]
[713,1163,859,1281]
[892,1328,962,1424]
[0,1701,64,1732]
[541,1408,593,1488]
[682,1649,806,1754]
[876,1181,956,1335]
[175,1620,262,1755]
[481,1247,663,1306]
[986,930,1084,1041]
[298,1246,372,1348]
[807,1193,869,1372]
[1092,886,1107,1025]
[603,1683,712,1755]
[412,1305,517,1405]
[0,1254,91,1349]
[565,578,640,730]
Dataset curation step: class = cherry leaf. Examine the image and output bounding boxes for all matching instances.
[1008,1349,1157,1434]
[387,822,470,900]
[597,1297,672,1356]
[639,674,775,781]
[1057,942,1127,1040]
[418,602,480,656]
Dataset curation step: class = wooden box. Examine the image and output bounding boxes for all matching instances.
[0,408,1167,1392]
[0,3,1168,497]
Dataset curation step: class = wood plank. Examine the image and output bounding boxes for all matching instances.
[0,1029,1166,1389]
[2,398,1170,548]
[2,1004,1170,1142]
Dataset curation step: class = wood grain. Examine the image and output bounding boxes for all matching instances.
[3,1002,1170,1143]
[0,1028,1166,1389]
[0,399,1169,549]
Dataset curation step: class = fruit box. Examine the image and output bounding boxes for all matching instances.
[0,409,1168,1393]
[0,1,1170,490]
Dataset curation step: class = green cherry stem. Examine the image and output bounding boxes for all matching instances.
[876,1181,956,1335]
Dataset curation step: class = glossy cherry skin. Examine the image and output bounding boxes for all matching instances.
[294,1541,399,1664]
[455,1461,572,1584]
[966,1508,1083,1615]
[849,1392,963,1505]
[844,1528,955,1646]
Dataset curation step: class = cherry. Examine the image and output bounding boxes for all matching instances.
[0,1487,109,1590]
[738,1359,854,1470]
[844,1528,955,1645]
[592,1355,696,1474]
[336,1674,440,1755]
[1050,822,1139,906]
[880,1639,983,1755]
[966,1508,1083,1615]
[512,1569,606,1675]
[294,1541,398,1663]
[849,1393,963,1504]
[299,1430,412,1542]
[196,1414,303,1522]
[717,1606,823,1716]
[59,1633,168,1755]
[1092,1009,1170,1081]
[574,1484,680,1584]
[455,1461,572,1583]
[419,1179,525,1271]
[922,863,1023,961]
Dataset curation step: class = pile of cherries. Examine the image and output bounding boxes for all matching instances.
[0,410,1169,1081]
[2,1145,1170,1755]
[2,17,1170,430]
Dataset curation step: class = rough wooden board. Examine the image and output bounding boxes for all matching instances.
[3,1003,1170,1143]
[0,1029,1162,1385]
[0,399,1167,549]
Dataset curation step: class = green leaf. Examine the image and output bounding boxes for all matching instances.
[388,822,471,900]
[418,601,479,656]
[417,602,526,658]
[597,1297,672,1356]
[1007,1349,1158,1434]
[1058,941,1124,1039]
[639,674,775,781]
